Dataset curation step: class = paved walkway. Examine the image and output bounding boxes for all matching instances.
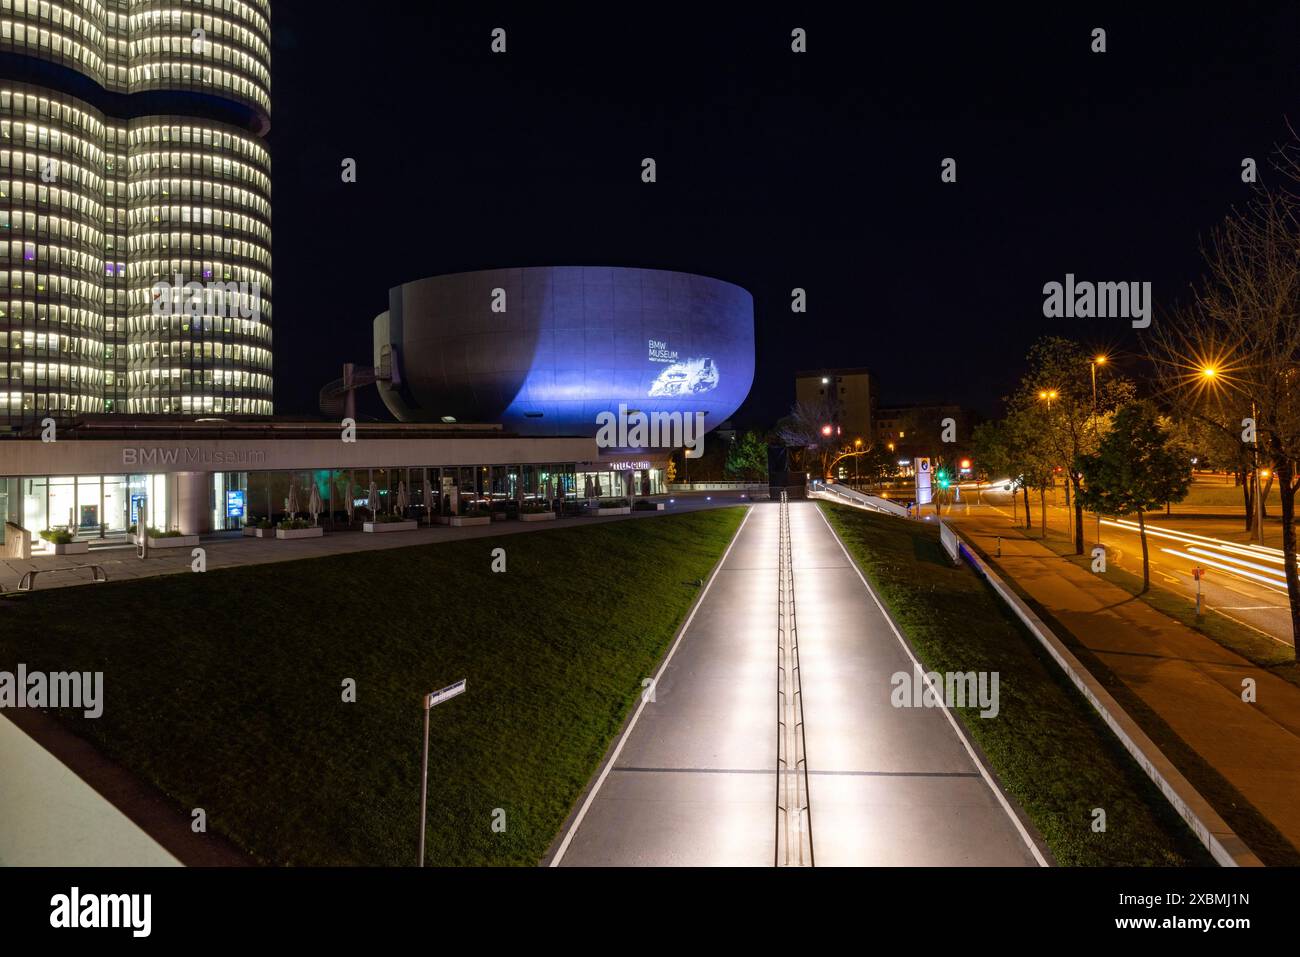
[954,512,1300,856]
[0,495,744,595]
[0,712,179,866]
[553,502,1042,866]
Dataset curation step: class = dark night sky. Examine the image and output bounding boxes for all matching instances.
[268,2,1300,427]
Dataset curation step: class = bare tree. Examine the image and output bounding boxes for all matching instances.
[776,397,845,479]
[1151,173,1300,653]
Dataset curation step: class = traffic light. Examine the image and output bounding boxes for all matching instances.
[936,468,950,489]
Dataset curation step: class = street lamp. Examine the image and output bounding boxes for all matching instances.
[1091,356,1107,543]
[1037,390,1059,520]
[854,437,862,489]
[1200,365,1263,543]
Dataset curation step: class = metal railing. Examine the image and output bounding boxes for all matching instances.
[807,479,911,518]
[775,490,814,866]
[18,564,108,591]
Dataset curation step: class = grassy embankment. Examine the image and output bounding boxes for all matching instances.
[819,501,1213,866]
[0,508,745,865]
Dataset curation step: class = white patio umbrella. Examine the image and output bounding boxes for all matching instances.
[368,479,379,518]
[340,479,355,524]
[545,475,554,507]
[287,480,299,519]
[641,472,651,496]
[624,470,635,500]
[308,483,322,526]
[397,480,410,518]
[422,473,433,524]
[584,474,594,499]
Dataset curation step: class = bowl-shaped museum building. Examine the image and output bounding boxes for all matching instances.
[373,267,755,441]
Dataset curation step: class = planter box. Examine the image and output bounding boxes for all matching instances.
[519,511,557,522]
[450,515,492,527]
[635,502,666,511]
[242,526,259,537]
[491,512,509,522]
[434,515,452,525]
[276,526,324,540]
[593,506,632,516]
[131,533,199,549]
[42,540,90,555]
[364,520,418,533]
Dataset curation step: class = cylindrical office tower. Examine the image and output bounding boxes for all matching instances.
[0,0,272,427]
[0,81,108,422]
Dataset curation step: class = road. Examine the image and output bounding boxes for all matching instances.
[949,488,1295,647]
[551,501,1044,866]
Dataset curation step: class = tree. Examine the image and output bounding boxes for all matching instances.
[1013,337,1135,553]
[973,417,1027,522]
[1075,402,1192,592]
[725,431,769,481]
[859,443,898,488]
[1149,150,1300,652]
[776,397,844,478]
[974,405,1055,531]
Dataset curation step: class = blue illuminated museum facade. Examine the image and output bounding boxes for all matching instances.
[373,267,755,439]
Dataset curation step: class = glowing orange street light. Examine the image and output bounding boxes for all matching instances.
[821,424,832,437]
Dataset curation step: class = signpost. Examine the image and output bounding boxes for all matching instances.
[135,496,148,560]
[915,457,932,506]
[1192,566,1205,617]
[418,678,467,867]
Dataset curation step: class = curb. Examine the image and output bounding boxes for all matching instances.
[954,528,1263,867]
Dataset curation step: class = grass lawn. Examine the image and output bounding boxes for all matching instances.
[1176,481,1279,509]
[818,502,1213,866]
[0,507,745,866]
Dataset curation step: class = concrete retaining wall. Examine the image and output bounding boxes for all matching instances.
[952,528,1262,867]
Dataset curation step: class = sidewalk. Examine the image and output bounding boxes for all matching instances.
[0,496,743,595]
[555,503,1040,866]
[955,513,1300,861]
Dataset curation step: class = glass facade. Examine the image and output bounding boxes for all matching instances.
[0,461,665,546]
[0,0,273,428]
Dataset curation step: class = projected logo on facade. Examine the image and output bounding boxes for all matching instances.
[648,357,719,397]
